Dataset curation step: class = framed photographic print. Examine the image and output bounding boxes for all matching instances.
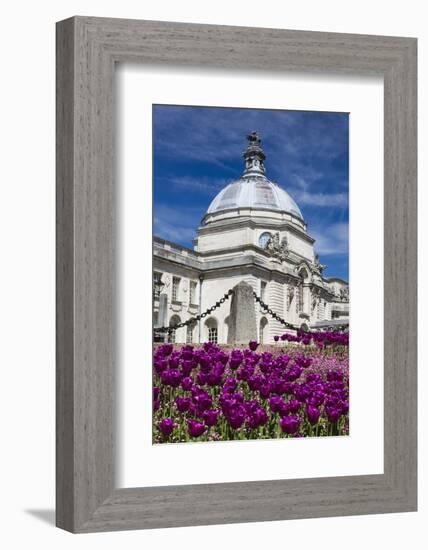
[56,17,417,532]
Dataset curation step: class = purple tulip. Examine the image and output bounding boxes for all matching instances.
[274,335,280,342]
[295,355,312,369]
[159,418,175,437]
[168,354,180,369]
[181,360,194,377]
[269,395,284,413]
[285,399,301,414]
[286,365,303,382]
[157,343,173,356]
[203,409,220,427]
[247,407,268,429]
[259,381,272,399]
[248,340,259,351]
[223,377,238,393]
[193,392,212,412]
[153,399,160,413]
[306,373,322,384]
[280,415,301,434]
[196,372,208,386]
[227,403,246,429]
[187,420,206,437]
[307,391,325,407]
[160,368,182,388]
[325,406,342,423]
[229,358,242,370]
[180,346,194,361]
[154,357,168,374]
[175,396,191,413]
[294,383,312,402]
[181,376,193,391]
[306,404,321,425]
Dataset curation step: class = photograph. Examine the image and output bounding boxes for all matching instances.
[152,104,350,444]
[0,0,419,542]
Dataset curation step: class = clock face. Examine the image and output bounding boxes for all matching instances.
[259,232,272,249]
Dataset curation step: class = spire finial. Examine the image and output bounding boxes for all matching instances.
[242,131,266,177]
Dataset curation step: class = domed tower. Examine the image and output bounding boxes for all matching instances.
[194,132,315,265]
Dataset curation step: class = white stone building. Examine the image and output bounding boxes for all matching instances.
[153,132,349,344]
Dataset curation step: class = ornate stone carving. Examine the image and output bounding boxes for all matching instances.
[295,282,302,313]
[339,287,349,302]
[287,285,295,310]
[312,254,326,280]
[265,232,289,261]
[311,294,318,312]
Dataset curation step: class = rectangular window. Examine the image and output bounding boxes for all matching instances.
[186,323,194,343]
[189,281,197,304]
[153,271,162,299]
[260,281,267,301]
[172,277,180,302]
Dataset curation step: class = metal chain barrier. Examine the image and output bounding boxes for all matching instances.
[253,292,348,333]
[156,288,234,334]
[155,287,348,336]
[252,291,299,331]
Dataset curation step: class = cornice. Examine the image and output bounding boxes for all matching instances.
[196,215,314,244]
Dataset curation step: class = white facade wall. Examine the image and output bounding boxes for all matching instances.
[153,268,201,344]
[154,258,345,345]
[196,227,251,252]
[287,231,314,262]
[154,199,347,344]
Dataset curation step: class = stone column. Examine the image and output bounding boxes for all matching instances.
[227,281,257,345]
[158,293,168,328]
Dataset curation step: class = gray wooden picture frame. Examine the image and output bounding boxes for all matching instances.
[56,16,417,533]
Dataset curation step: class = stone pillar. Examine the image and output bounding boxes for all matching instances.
[158,293,168,328]
[227,281,257,345]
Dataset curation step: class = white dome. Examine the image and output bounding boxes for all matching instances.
[203,132,303,223]
[206,175,303,220]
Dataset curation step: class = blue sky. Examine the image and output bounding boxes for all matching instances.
[153,104,349,281]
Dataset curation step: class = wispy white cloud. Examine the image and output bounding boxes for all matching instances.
[292,190,349,208]
[311,222,349,256]
[159,175,230,196]
[153,204,202,245]
[153,106,299,170]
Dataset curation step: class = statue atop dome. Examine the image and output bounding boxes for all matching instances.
[242,130,266,177]
[246,130,262,146]
[203,133,304,222]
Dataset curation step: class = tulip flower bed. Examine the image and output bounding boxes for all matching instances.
[153,331,349,444]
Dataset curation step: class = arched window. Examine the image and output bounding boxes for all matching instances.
[259,317,268,344]
[205,317,218,344]
[259,232,272,249]
[186,320,196,343]
[168,315,181,343]
[299,267,309,282]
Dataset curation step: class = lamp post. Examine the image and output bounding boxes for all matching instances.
[153,278,165,300]
[153,277,167,342]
